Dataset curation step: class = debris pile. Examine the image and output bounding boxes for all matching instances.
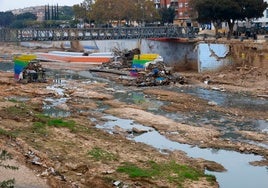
[102,47,141,69]
[90,48,186,87]
[133,61,186,87]
[19,60,46,83]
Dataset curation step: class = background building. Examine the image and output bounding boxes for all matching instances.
[12,6,45,21]
[154,0,191,26]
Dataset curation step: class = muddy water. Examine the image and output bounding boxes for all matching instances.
[0,62,13,72]
[97,115,268,188]
[173,87,268,111]
[109,86,268,149]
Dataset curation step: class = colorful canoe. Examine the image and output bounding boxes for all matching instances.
[14,54,37,80]
[35,51,114,64]
[132,54,163,69]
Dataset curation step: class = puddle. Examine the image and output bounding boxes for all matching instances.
[43,97,70,117]
[108,86,268,148]
[174,87,268,111]
[43,77,71,117]
[253,120,268,133]
[97,115,268,188]
[96,115,153,136]
[113,84,267,133]
[0,62,13,72]
[113,91,165,111]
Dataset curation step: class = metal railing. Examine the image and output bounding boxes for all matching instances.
[0,26,196,42]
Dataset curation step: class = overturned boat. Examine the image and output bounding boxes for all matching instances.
[35,51,116,64]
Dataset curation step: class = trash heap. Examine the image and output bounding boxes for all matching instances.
[19,60,46,83]
[91,48,186,87]
[129,53,185,87]
[102,47,141,69]
[14,54,46,83]
[133,61,185,87]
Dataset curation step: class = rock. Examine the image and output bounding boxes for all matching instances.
[65,162,78,170]
[106,88,115,92]
[40,169,49,177]
[208,101,218,106]
[55,103,70,111]
[202,160,226,172]
[80,179,86,184]
[113,180,121,186]
[132,127,148,134]
[102,170,115,174]
[239,147,246,152]
[218,74,225,78]
[113,125,126,134]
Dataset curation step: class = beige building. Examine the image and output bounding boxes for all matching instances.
[11,6,45,21]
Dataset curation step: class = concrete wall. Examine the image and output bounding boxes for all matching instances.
[140,39,198,71]
[86,39,140,52]
[20,39,268,74]
[198,43,231,72]
[21,39,199,71]
[95,39,198,70]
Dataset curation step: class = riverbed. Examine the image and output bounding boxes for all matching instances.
[42,68,268,188]
[0,40,267,187]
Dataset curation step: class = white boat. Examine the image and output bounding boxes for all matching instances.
[36,51,117,64]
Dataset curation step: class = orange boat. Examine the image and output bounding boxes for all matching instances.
[36,51,114,64]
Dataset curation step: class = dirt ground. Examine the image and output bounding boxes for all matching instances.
[0,42,267,188]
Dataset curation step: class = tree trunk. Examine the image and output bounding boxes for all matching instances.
[212,21,220,38]
[227,20,235,40]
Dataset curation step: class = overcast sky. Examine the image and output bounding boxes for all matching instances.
[0,0,83,11]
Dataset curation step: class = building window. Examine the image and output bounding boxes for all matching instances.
[179,3,183,8]
[266,9,268,18]
[185,2,188,7]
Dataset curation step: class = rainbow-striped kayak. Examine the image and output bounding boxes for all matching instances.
[14,54,37,80]
[132,54,163,69]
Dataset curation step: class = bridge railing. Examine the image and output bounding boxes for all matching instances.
[0,26,196,42]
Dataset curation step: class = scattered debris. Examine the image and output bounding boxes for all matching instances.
[211,87,226,92]
[89,67,129,76]
[113,180,121,186]
[134,61,185,87]
[13,54,47,83]
[112,47,141,68]
[257,94,268,98]
[40,167,67,181]
[18,60,47,83]
[90,48,186,87]
[25,150,42,166]
[208,101,218,106]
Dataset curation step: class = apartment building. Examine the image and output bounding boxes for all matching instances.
[154,0,192,26]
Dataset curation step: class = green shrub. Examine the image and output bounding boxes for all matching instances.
[88,147,118,162]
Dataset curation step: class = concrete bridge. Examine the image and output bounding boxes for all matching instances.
[0,26,196,42]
